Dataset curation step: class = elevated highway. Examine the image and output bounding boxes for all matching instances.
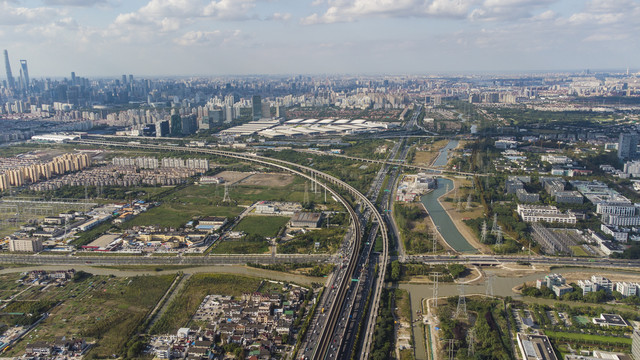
[71,139,390,360]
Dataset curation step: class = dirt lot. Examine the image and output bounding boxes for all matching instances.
[215,171,253,185]
[239,173,295,187]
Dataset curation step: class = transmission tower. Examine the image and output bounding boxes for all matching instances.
[432,229,438,254]
[444,339,456,360]
[432,272,441,308]
[491,213,498,234]
[455,284,468,320]
[467,329,476,356]
[496,226,503,245]
[465,194,472,210]
[481,221,488,244]
[222,182,231,203]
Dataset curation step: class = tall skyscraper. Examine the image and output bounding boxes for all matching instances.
[252,95,262,121]
[618,132,639,160]
[19,60,29,90]
[71,72,76,85]
[3,50,15,90]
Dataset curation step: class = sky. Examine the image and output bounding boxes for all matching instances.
[0,0,639,77]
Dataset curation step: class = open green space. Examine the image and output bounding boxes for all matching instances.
[123,202,243,229]
[234,216,290,237]
[149,274,262,335]
[121,179,333,229]
[544,331,632,346]
[574,315,590,325]
[210,236,270,254]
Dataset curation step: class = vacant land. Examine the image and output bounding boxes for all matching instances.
[214,171,253,185]
[5,273,174,359]
[149,274,262,335]
[234,216,290,237]
[410,139,448,166]
[239,173,295,187]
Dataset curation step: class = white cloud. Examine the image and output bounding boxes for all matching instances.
[301,0,470,25]
[42,0,110,6]
[268,12,292,21]
[174,29,241,46]
[469,0,556,21]
[0,1,63,26]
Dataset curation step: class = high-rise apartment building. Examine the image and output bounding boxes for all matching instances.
[618,132,639,160]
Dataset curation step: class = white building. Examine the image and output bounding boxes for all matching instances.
[516,204,577,224]
[615,282,638,297]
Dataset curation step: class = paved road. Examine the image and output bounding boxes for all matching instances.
[0,253,331,266]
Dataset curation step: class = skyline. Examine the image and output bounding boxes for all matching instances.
[0,0,639,77]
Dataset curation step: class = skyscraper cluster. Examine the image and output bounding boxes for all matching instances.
[3,49,29,93]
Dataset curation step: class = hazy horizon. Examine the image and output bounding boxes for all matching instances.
[1,0,639,77]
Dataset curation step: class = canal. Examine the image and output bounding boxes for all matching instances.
[432,140,458,167]
[420,178,476,254]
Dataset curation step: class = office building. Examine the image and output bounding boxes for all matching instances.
[554,191,583,204]
[155,120,170,137]
[3,49,15,90]
[9,238,43,252]
[261,101,271,119]
[618,132,639,160]
[19,59,29,90]
[252,95,262,121]
[181,115,197,135]
[517,334,558,360]
[516,189,539,203]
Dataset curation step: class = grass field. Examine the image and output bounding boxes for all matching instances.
[149,274,262,334]
[123,201,244,229]
[234,216,290,237]
[210,239,270,254]
[570,246,589,257]
[545,331,632,345]
[574,315,590,325]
